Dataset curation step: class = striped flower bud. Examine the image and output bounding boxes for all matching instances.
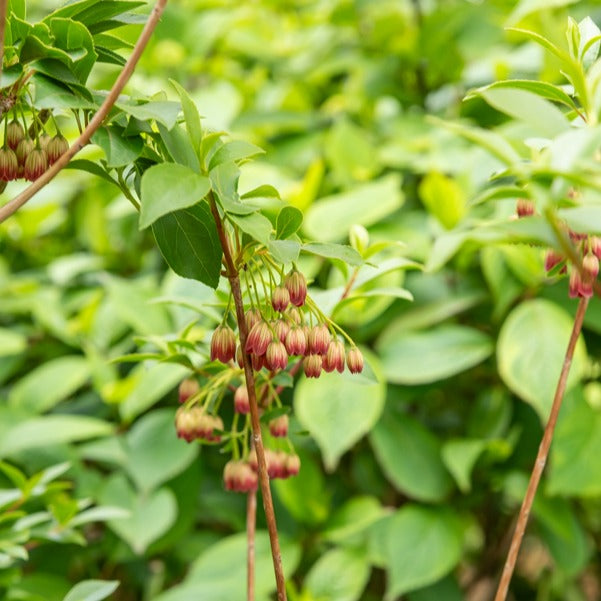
[544,249,563,272]
[285,453,301,477]
[346,347,364,374]
[266,340,288,371]
[24,148,48,181]
[39,133,51,150]
[287,307,302,324]
[245,308,262,332]
[271,286,290,313]
[303,354,322,378]
[308,323,331,355]
[175,406,199,442]
[583,253,599,280]
[234,385,250,414]
[15,138,33,167]
[285,325,307,356]
[6,120,24,150]
[266,449,288,479]
[210,325,236,363]
[224,460,258,493]
[274,319,290,343]
[178,378,199,404]
[285,270,307,307]
[245,320,271,355]
[251,352,266,371]
[269,414,289,438]
[0,148,18,181]
[46,134,69,165]
[590,237,601,259]
[516,198,535,218]
[323,339,345,373]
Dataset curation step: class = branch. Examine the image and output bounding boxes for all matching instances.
[209,193,287,601]
[0,0,168,224]
[493,296,589,601]
[0,0,8,85]
[247,489,256,601]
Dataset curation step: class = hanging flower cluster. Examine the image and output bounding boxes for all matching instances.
[174,263,364,493]
[516,198,600,298]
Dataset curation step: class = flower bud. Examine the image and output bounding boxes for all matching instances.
[287,307,302,324]
[24,148,48,181]
[234,385,250,414]
[269,414,289,438]
[285,453,301,477]
[245,308,262,332]
[569,268,581,298]
[0,148,18,181]
[308,324,331,355]
[175,406,198,442]
[544,249,563,272]
[178,378,199,404]
[236,345,244,368]
[516,198,535,218]
[224,460,258,493]
[245,320,271,355]
[274,319,290,343]
[346,347,364,374]
[349,224,369,254]
[583,253,599,280]
[210,325,237,363]
[46,134,69,165]
[303,354,322,378]
[266,449,288,479]
[323,339,345,373]
[271,286,290,313]
[39,133,51,150]
[266,340,288,371]
[285,270,307,307]
[251,352,266,372]
[6,120,24,150]
[285,325,307,356]
[15,138,33,166]
[591,237,601,259]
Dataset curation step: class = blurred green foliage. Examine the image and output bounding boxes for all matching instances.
[3,1,601,600]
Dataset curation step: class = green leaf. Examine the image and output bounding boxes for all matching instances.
[383,506,463,600]
[558,206,601,235]
[304,175,404,242]
[228,212,273,245]
[377,325,493,385]
[49,1,144,24]
[47,17,97,83]
[139,163,211,229]
[208,140,264,171]
[8,356,90,413]
[304,548,370,601]
[210,161,255,215]
[92,126,143,168]
[0,328,27,356]
[125,409,197,494]
[33,74,95,109]
[323,496,390,544]
[302,242,363,266]
[418,172,466,229]
[152,203,223,289]
[295,351,385,470]
[497,299,587,421]
[477,87,571,138]
[158,123,200,171]
[99,474,176,554]
[240,184,280,200]
[371,412,453,502]
[441,439,487,493]
[116,100,181,129]
[0,416,113,457]
[507,3,579,29]
[276,206,303,239]
[170,79,202,155]
[505,26,570,59]
[63,580,119,601]
[268,239,301,264]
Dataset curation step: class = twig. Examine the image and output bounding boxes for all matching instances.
[0,0,168,223]
[209,192,287,601]
[493,296,589,601]
[0,0,8,85]
[247,489,257,601]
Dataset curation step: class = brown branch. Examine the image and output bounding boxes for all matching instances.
[0,0,8,86]
[209,192,287,601]
[493,296,589,601]
[247,489,257,601]
[0,0,168,224]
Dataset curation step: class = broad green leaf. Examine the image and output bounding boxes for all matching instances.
[47,17,97,83]
[276,206,303,239]
[63,580,119,601]
[323,496,390,544]
[0,328,27,356]
[49,1,144,24]
[371,412,453,502]
[304,548,370,601]
[505,26,571,60]
[478,87,571,138]
[295,352,385,470]
[92,126,143,167]
[497,299,587,421]
[558,206,601,234]
[228,212,273,245]
[268,239,301,264]
[140,163,211,229]
[125,409,197,494]
[33,74,95,109]
[383,506,463,600]
[241,184,280,199]
[304,175,404,242]
[99,474,176,554]
[116,100,180,129]
[69,506,130,527]
[208,140,264,171]
[158,122,200,171]
[418,172,466,229]
[152,203,223,289]
[210,161,255,215]
[441,439,486,493]
[0,416,113,457]
[9,356,90,413]
[302,242,363,266]
[170,79,202,154]
[377,325,493,385]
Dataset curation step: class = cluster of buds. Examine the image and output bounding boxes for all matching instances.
[0,120,68,183]
[516,198,600,299]
[248,448,301,480]
[175,406,223,443]
[223,460,258,492]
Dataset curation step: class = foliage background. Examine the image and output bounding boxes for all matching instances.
[2,1,601,600]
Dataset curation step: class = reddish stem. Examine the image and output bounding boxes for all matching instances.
[209,193,287,601]
[493,296,589,601]
[247,489,257,601]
